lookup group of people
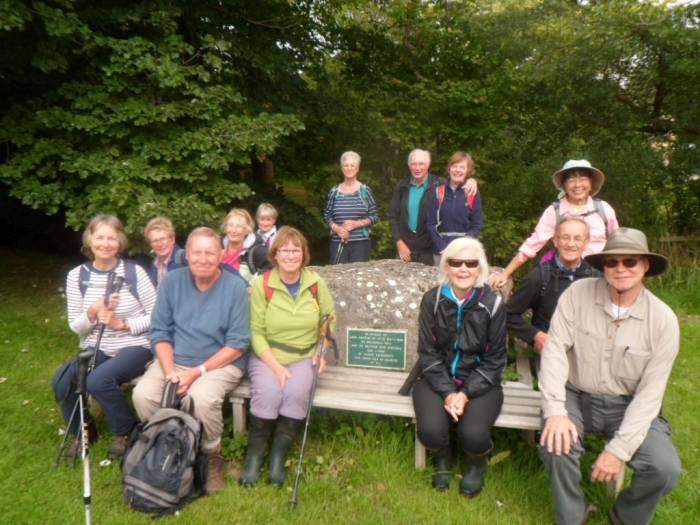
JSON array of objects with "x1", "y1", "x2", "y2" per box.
[
  {"x1": 51, "y1": 152, "x2": 681, "y2": 525},
  {"x1": 53, "y1": 212, "x2": 334, "y2": 496}
]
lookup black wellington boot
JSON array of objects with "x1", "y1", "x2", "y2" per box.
[
  {"x1": 240, "y1": 414, "x2": 275, "y2": 487},
  {"x1": 460, "y1": 453, "x2": 488, "y2": 498},
  {"x1": 431, "y1": 447, "x2": 453, "y2": 491},
  {"x1": 267, "y1": 416, "x2": 303, "y2": 487}
]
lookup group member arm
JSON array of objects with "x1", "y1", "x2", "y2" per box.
[
  {"x1": 324, "y1": 187, "x2": 349, "y2": 241},
  {"x1": 506, "y1": 267, "x2": 546, "y2": 350},
  {"x1": 489, "y1": 205, "x2": 557, "y2": 287},
  {"x1": 539, "y1": 286, "x2": 578, "y2": 456},
  {"x1": 417, "y1": 291, "x2": 456, "y2": 399},
  {"x1": 388, "y1": 183, "x2": 411, "y2": 261},
  {"x1": 424, "y1": 191, "x2": 445, "y2": 253},
  {"x1": 465, "y1": 192, "x2": 484, "y2": 238},
  {"x1": 603, "y1": 310, "x2": 680, "y2": 465},
  {"x1": 107, "y1": 265, "x2": 157, "y2": 334},
  {"x1": 313, "y1": 277, "x2": 336, "y2": 373},
  {"x1": 462, "y1": 296, "x2": 508, "y2": 399},
  {"x1": 342, "y1": 185, "x2": 379, "y2": 234}
]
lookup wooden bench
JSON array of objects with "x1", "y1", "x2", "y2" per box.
[{"x1": 229, "y1": 365, "x2": 541, "y2": 470}]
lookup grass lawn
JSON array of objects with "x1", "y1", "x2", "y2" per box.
[{"x1": 0, "y1": 248, "x2": 697, "y2": 524}]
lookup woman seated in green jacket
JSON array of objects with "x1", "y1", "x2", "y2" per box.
[{"x1": 240, "y1": 226, "x2": 335, "y2": 487}]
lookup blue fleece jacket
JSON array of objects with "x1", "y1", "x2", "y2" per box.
[{"x1": 150, "y1": 266, "x2": 250, "y2": 368}]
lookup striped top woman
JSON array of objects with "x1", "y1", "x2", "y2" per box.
[
  {"x1": 323, "y1": 151, "x2": 379, "y2": 264},
  {"x1": 53, "y1": 214, "x2": 156, "y2": 460}
]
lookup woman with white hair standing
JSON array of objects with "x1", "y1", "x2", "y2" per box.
[
  {"x1": 411, "y1": 237, "x2": 507, "y2": 497},
  {"x1": 323, "y1": 151, "x2": 379, "y2": 264}
]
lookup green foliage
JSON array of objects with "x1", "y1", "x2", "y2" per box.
[
  {"x1": 0, "y1": 1, "x2": 310, "y2": 238},
  {"x1": 1, "y1": 0, "x2": 699, "y2": 257}
]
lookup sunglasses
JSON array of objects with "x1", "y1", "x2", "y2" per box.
[
  {"x1": 447, "y1": 258, "x2": 479, "y2": 269},
  {"x1": 602, "y1": 257, "x2": 640, "y2": 269}
]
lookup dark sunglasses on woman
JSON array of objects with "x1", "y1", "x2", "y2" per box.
[{"x1": 447, "y1": 258, "x2": 479, "y2": 269}]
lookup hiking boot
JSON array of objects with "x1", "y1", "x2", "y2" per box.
[
  {"x1": 460, "y1": 453, "x2": 488, "y2": 498},
  {"x1": 268, "y1": 416, "x2": 303, "y2": 487},
  {"x1": 205, "y1": 448, "x2": 226, "y2": 495},
  {"x1": 431, "y1": 447, "x2": 453, "y2": 491},
  {"x1": 240, "y1": 414, "x2": 275, "y2": 487},
  {"x1": 108, "y1": 435, "x2": 129, "y2": 459}
]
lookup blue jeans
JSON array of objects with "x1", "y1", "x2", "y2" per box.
[{"x1": 54, "y1": 346, "x2": 152, "y2": 436}]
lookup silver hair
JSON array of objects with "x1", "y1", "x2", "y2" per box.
[
  {"x1": 407, "y1": 148, "x2": 431, "y2": 165},
  {"x1": 340, "y1": 151, "x2": 361, "y2": 166},
  {"x1": 555, "y1": 216, "x2": 590, "y2": 239},
  {"x1": 438, "y1": 237, "x2": 489, "y2": 288}
]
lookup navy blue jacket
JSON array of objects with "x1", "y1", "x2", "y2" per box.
[
  {"x1": 148, "y1": 245, "x2": 187, "y2": 288},
  {"x1": 425, "y1": 182, "x2": 484, "y2": 253}
]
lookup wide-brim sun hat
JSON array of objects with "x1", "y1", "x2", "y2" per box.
[
  {"x1": 585, "y1": 227, "x2": 668, "y2": 277},
  {"x1": 552, "y1": 159, "x2": 606, "y2": 197}
]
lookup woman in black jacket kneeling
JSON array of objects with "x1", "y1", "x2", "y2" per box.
[{"x1": 412, "y1": 237, "x2": 506, "y2": 497}]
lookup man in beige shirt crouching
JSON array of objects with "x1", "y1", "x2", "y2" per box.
[{"x1": 538, "y1": 228, "x2": 681, "y2": 525}]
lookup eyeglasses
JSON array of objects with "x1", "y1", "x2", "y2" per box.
[
  {"x1": 227, "y1": 223, "x2": 247, "y2": 231},
  {"x1": 279, "y1": 249, "x2": 302, "y2": 257},
  {"x1": 602, "y1": 257, "x2": 640, "y2": 269},
  {"x1": 446, "y1": 258, "x2": 479, "y2": 269}
]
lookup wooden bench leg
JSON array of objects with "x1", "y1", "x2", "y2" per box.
[
  {"x1": 414, "y1": 419, "x2": 426, "y2": 470},
  {"x1": 231, "y1": 398, "x2": 247, "y2": 437}
]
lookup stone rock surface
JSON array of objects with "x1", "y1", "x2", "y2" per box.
[
  {"x1": 311, "y1": 260, "x2": 511, "y2": 371},
  {"x1": 311, "y1": 260, "x2": 438, "y2": 371}
]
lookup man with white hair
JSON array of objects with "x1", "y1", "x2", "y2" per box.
[
  {"x1": 389, "y1": 149, "x2": 441, "y2": 265},
  {"x1": 538, "y1": 227, "x2": 681, "y2": 525}
]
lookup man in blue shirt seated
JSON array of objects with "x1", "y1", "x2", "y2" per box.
[
  {"x1": 133, "y1": 226, "x2": 250, "y2": 494},
  {"x1": 507, "y1": 218, "x2": 599, "y2": 352}
]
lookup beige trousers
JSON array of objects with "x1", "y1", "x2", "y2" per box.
[{"x1": 133, "y1": 360, "x2": 243, "y2": 451}]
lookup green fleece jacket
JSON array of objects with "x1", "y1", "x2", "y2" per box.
[{"x1": 250, "y1": 267, "x2": 336, "y2": 365}]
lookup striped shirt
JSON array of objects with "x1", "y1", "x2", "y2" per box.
[
  {"x1": 66, "y1": 260, "x2": 157, "y2": 356},
  {"x1": 323, "y1": 185, "x2": 379, "y2": 242}
]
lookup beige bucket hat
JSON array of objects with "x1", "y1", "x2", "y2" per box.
[
  {"x1": 585, "y1": 228, "x2": 668, "y2": 277},
  {"x1": 553, "y1": 159, "x2": 606, "y2": 197}
]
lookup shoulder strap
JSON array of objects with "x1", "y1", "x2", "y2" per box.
[
  {"x1": 123, "y1": 260, "x2": 141, "y2": 303},
  {"x1": 263, "y1": 270, "x2": 274, "y2": 304},
  {"x1": 552, "y1": 200, "x2": 563, "y2": 224},
  {"x1": 174, "y1": 248, "x2": 187, "y2": 266},
  {"x1": 433, "y1": 285, "x2": 441, "y2": 316},
  {"x1": 593, "y1": 198, "x2": 610, "y2": 237},
  {"x1": 358, "y1": 183, "x2": 369, "y2": 209},
  {"x1": 539, "y1": 262, "x2": 551, "y2": 298},
  {"x1": 79, "y1": 264, "x2": 90, "y2": 297},
  {"x1": 436, "y1": 184, "x2": 446, "y2": 204},
  {"x1": 435, "y1": 185, "x2": 447, "y2": 232},
  {"x1": 78, "y1": 260, "x2": 139, "y2": 302}
]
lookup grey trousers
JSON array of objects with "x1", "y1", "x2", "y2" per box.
[{"x1": 539, "y1": 384, "x2": 681, "y2": 525}]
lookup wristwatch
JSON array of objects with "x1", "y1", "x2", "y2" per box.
[{"x1": 199, "y1": 364, "x2": 207, "y2": 376}]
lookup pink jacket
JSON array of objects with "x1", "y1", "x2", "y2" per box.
[{"x1": 517, "y1": 197, "x2": 618, "y2": 263}]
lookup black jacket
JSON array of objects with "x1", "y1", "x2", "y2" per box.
[
  {"x1": 388, "y1": 174, "x2": 444, "y2": 252},
  {"x1": 506, "y1": 258, "x2": 599, "y2": 344},
  {"x1": 418, "y1": 285, "x2": 507, "y2": 400}
]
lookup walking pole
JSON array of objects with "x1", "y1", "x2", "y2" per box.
[
  {"x1": 289, "y1": 315, "x2": 338, "y2": 510},
  {"x1": 333, "y1": 240, "x2": 346, "y2": 265},
  {"x1": 55, "y1": 274, "x2": 123, "y2": 467},
  {"x1": 76, "y1": 348, "x2": 95, "y2": 525}
]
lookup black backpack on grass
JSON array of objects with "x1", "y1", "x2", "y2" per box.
[{"x1": 121, "y1": 382, "x2": 206, "y2": 516}]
